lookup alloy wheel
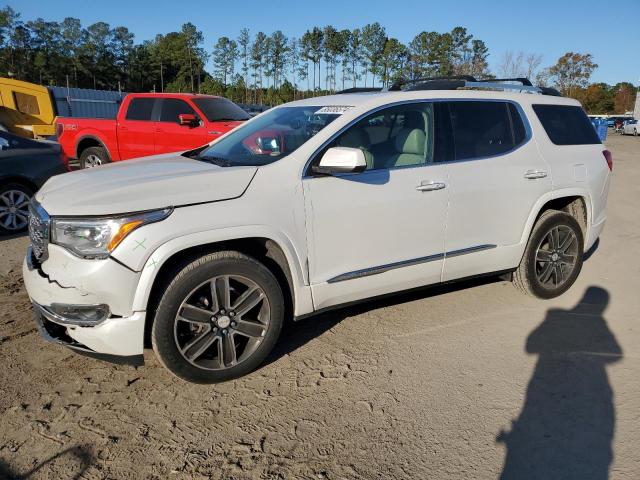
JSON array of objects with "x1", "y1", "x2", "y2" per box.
[
  {"x1": 535, "y1": 225, "x2": 578, "y2": 289},
  {"x1": 0, "y1": 189, "x2": 30, "y2": 231},
  {"x1": 85, "y1": 154, "x2": 103, "y2": 168},
  {"x1": 173, "y1": 275, "x2": 270, "y2": 371}
]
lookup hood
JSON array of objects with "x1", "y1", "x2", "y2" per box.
[{"x1": 36, "y1": 152, "x2": 257, "y2": 216}]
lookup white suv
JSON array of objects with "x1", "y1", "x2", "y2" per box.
[{"x1": 23, "y1": 78, "x2": 611, "y2": 383}]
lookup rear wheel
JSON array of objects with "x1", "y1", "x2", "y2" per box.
[
  {"x1": 513, "y1": 210, "x2": 584, "y2": 299},
  {"x1": 79, "y1": 146, "x2": 110, "y2": 169},
  {"x1": 152, "y1": 251, "x2": 284, "y2": 383},
  {"x1": 0, "y1": 183, "x2": 32, "y2": 234}
]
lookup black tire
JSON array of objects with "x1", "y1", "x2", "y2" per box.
[
  {"x1": 513, "y1": 210, "x2": 584, "y2": 299},
  {"x1": 152, "y1": 251, "x2": 284, "y2": 383},
  {"x1": 0, "y1": 182, "x2": 33, "y2": 235},
  {"x1": 79, "y1": 146, "x2": 110, "y2": 169}
]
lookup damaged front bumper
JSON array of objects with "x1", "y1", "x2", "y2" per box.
[{"x1": 23, "y1": 246, "x2": 146, "y2": 365}]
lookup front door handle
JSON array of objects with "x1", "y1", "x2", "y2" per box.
[
  {"x1": 524, "y1": 170, "x2": 547, "y2": 179},
  {"x1": 416, "y1": 181, "x2": 446, "y2": 192}
]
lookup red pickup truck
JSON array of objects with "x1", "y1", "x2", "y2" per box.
[{"x1": 56, "y1": 93, "x2": 250, "y2": 168}]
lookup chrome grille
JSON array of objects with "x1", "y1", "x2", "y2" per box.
[{"x1": 28, "y1": 202, "x2": 50, "y2": 261}]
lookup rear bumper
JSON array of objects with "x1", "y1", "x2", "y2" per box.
[{"x1": 586, "y1": 216, "x2": 606, "y2": 251}]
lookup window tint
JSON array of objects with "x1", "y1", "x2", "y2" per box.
[
  {"x1": 449, "y1": 101, "x2": 519, "y2": 160},
  {"x1": 532, "y1": 104, "x2": 601, "y2": 145},
  {"x1": 192, "y1": 97, "x2": 250, "y2": 121},
  {"x1": 322, "y1": 103, "x2": 443, "y2": 171},
  {"x1": 509, "y1": 103, "x2": 527, "y2": 146},
  {"x1": 160, "y1": 99, "x2": 197, "y2": 123},
  {"x1": 125, "y1": 98, "x2": 155, "y2": 121}
]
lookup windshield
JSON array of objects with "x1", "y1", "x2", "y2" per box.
[
  {"x1": 192, "y1": 97, "x2": 250, "y2": 122},
  {"x1": 195, "y1": 105, "x2": 344, "y2": 167}
]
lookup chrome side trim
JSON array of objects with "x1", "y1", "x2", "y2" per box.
[
  {"x1": 326, "y1": 244, "x2": 497, "y2": 284},
  {"x1": 445, "y1": 244, "x2": 497, "y2": 258},
  {"x1": 327, "y1": 253, "x2": 444, "y2": 283}
]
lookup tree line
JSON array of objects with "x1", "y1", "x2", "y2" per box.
[{"x1": 0, "y1": 6, "x2": 635, "y2": 113}]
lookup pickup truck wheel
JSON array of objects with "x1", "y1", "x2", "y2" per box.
[
  {"x1": 0, "y1": 183, "x2": 32, "y2": 234},
  {"x1": 513, "y1": 210, "x2": 584, "y2": 299},
  {"x1": 152, "y1": 251, "x2": 284, "y2": 383},
  {"x1": 79, "y1": 146, "x2": 110, "y2": 169}
]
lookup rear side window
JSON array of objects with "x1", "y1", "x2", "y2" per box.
[
  {"x1": 448, "y1": 101, "x2": 524, "y2": 160},
  {"x1": 532, "y1": 104, "x2": 601, "y2": 145},
  {"x1": 160, "y1": 99, "x2": 197, "y2": 123},
  {"x1": 125, "y1": 98, "x2": 155, "y2": 121}
]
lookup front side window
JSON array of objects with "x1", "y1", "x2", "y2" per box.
[
  {"x1": 125, "y1": 98, "x2": 155, "y2": 121},
  {"x1": 195, "y1": 106, "x2": 342, "y2": 167},
  {"x1": 448, "y1": 101, "x2": 521, "y2": 160},
  {"x1": 319, "y1": 102, "x2": 450, "y2": 171},
  {"x1": 192, "y1": 97, "x2": 250, "y2": 122},
  {"x1": 160, "y1": 99, "x2": 197, "y2": 124}
]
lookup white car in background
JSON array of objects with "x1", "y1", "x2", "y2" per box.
[
  {"x1": 23, "y1": 77, "x2": 612, "y2": 383},
  {"x1": 621, "y1": 119, "x2": 638, "y2": 136}
]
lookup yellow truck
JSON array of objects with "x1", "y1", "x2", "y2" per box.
[
  {"x1": 0, "y1": 77, "x2": 125, "y2": 140},
  {"x1": 0, "y1": 78, "x2": 57, "y2": 139}
]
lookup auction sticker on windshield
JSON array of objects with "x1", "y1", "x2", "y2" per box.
[{"x1": 315, "y1": 106, "x2": 354, "y2": 114}]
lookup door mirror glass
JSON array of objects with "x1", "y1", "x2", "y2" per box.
[
  {"x1": 178, "y1": 113, "x2": 197, "y2": 126},
  {"x1": 313, "y1": 147, "x2": 367, "y2": 175}
]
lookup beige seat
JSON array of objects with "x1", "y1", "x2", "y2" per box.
[{"x1": 389, "y1": 128, "x2": 426, "y2": 167}]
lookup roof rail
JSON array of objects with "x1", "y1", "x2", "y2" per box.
[
  {"x1": 336, "y1": 87, "x2": 383, "y2": 94},
  {"x1": 382, "y1": 76, "x2": 560, "y2": 96},
  {"x1": 388, "y1": 76, "x2": 477, "y2": 91},
  {"x1": 479, "y1": 77, "x2": 533, "y2": 86}
]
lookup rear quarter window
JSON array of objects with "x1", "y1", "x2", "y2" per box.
[{"x1": 532, "y1": 104, "x2": 601, "y2": 145}]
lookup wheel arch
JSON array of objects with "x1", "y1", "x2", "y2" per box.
[
  {"x1": 0, "y1": 175, "x2": 38, "y2": 193},
  {"x1": 132, "y1": 232, "x2": 312, "y2": 347},
  {"x1": 521, "y1": 189, "x2": 591, "y2": 246},
  {"x1": 75, "y1": 135, "x2": 110, "y2": 159}
]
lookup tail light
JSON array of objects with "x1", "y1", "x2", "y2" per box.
[
  {"x1": 55, "y1": 122, "x2": 64, "y2": 139},
  {"x1": 603, "y1": 149, "x2": 613, "y2": 171}
]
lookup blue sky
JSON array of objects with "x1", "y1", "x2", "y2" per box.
[{"x1": 7, "y1": 0, "x2": 640, "y2": 86}]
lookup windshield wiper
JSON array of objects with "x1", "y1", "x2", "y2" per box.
[{"x1": 196, "y1": 156, "x2": 234, "y2": 167}]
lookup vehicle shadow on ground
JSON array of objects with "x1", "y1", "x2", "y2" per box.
[
  {"x1": 265, "y1": 274, "x2": 503, "y2": 366},
  {"x1": 497, "y1": 286, "x2": 622, "y2": 479},
  {"x1": 0, "y1": 231, "x2": 26, "y2": 244},
  {"x1": 0, "y1": 445, "x2": 94, "y2": 479}
]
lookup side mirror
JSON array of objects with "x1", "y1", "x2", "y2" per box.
[
  {"x1": 178, "y1": 114, "x2": 198, "y2": 127},
  {"x1": 313, "y1": 147, "x2": 367, "y2": 175}
]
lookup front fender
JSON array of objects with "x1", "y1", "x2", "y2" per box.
[{"x1": 128, "y1": 225, "x2": 313, "y2": 317}]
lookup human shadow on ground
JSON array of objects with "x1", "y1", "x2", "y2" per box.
[
  {"x1": 0, "y1": 445, "x2": 94, "y2": 479},
  {"x1": 498, "y1": 286, "x2": 622, "y2": 480}
]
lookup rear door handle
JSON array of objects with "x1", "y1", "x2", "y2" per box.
[
  {"x1": 524, "y1": 170, "x2": 547, "y2": 179},
  {"x1": 416, "y1": 181, "x2": 446, "y2": 192}
]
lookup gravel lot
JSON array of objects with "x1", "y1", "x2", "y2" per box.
[{"x1": 1, "y1": 133, "x2": 639, "y2": 479}]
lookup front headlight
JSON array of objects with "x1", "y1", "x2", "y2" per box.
[{"x1": 51, "y1": 208, "x2": 172, "y2": 259}]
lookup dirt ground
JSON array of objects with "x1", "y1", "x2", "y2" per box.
[{"x1": 1, "y1": 133, "x2": 639, "y2": 479}]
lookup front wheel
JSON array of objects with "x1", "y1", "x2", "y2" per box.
[
  {"x1": 152, "y1": 251, "x2": 284, "y2": 383},
  {"x1": 513, "y1": 210, "x2": 584, "y2": 299}
]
